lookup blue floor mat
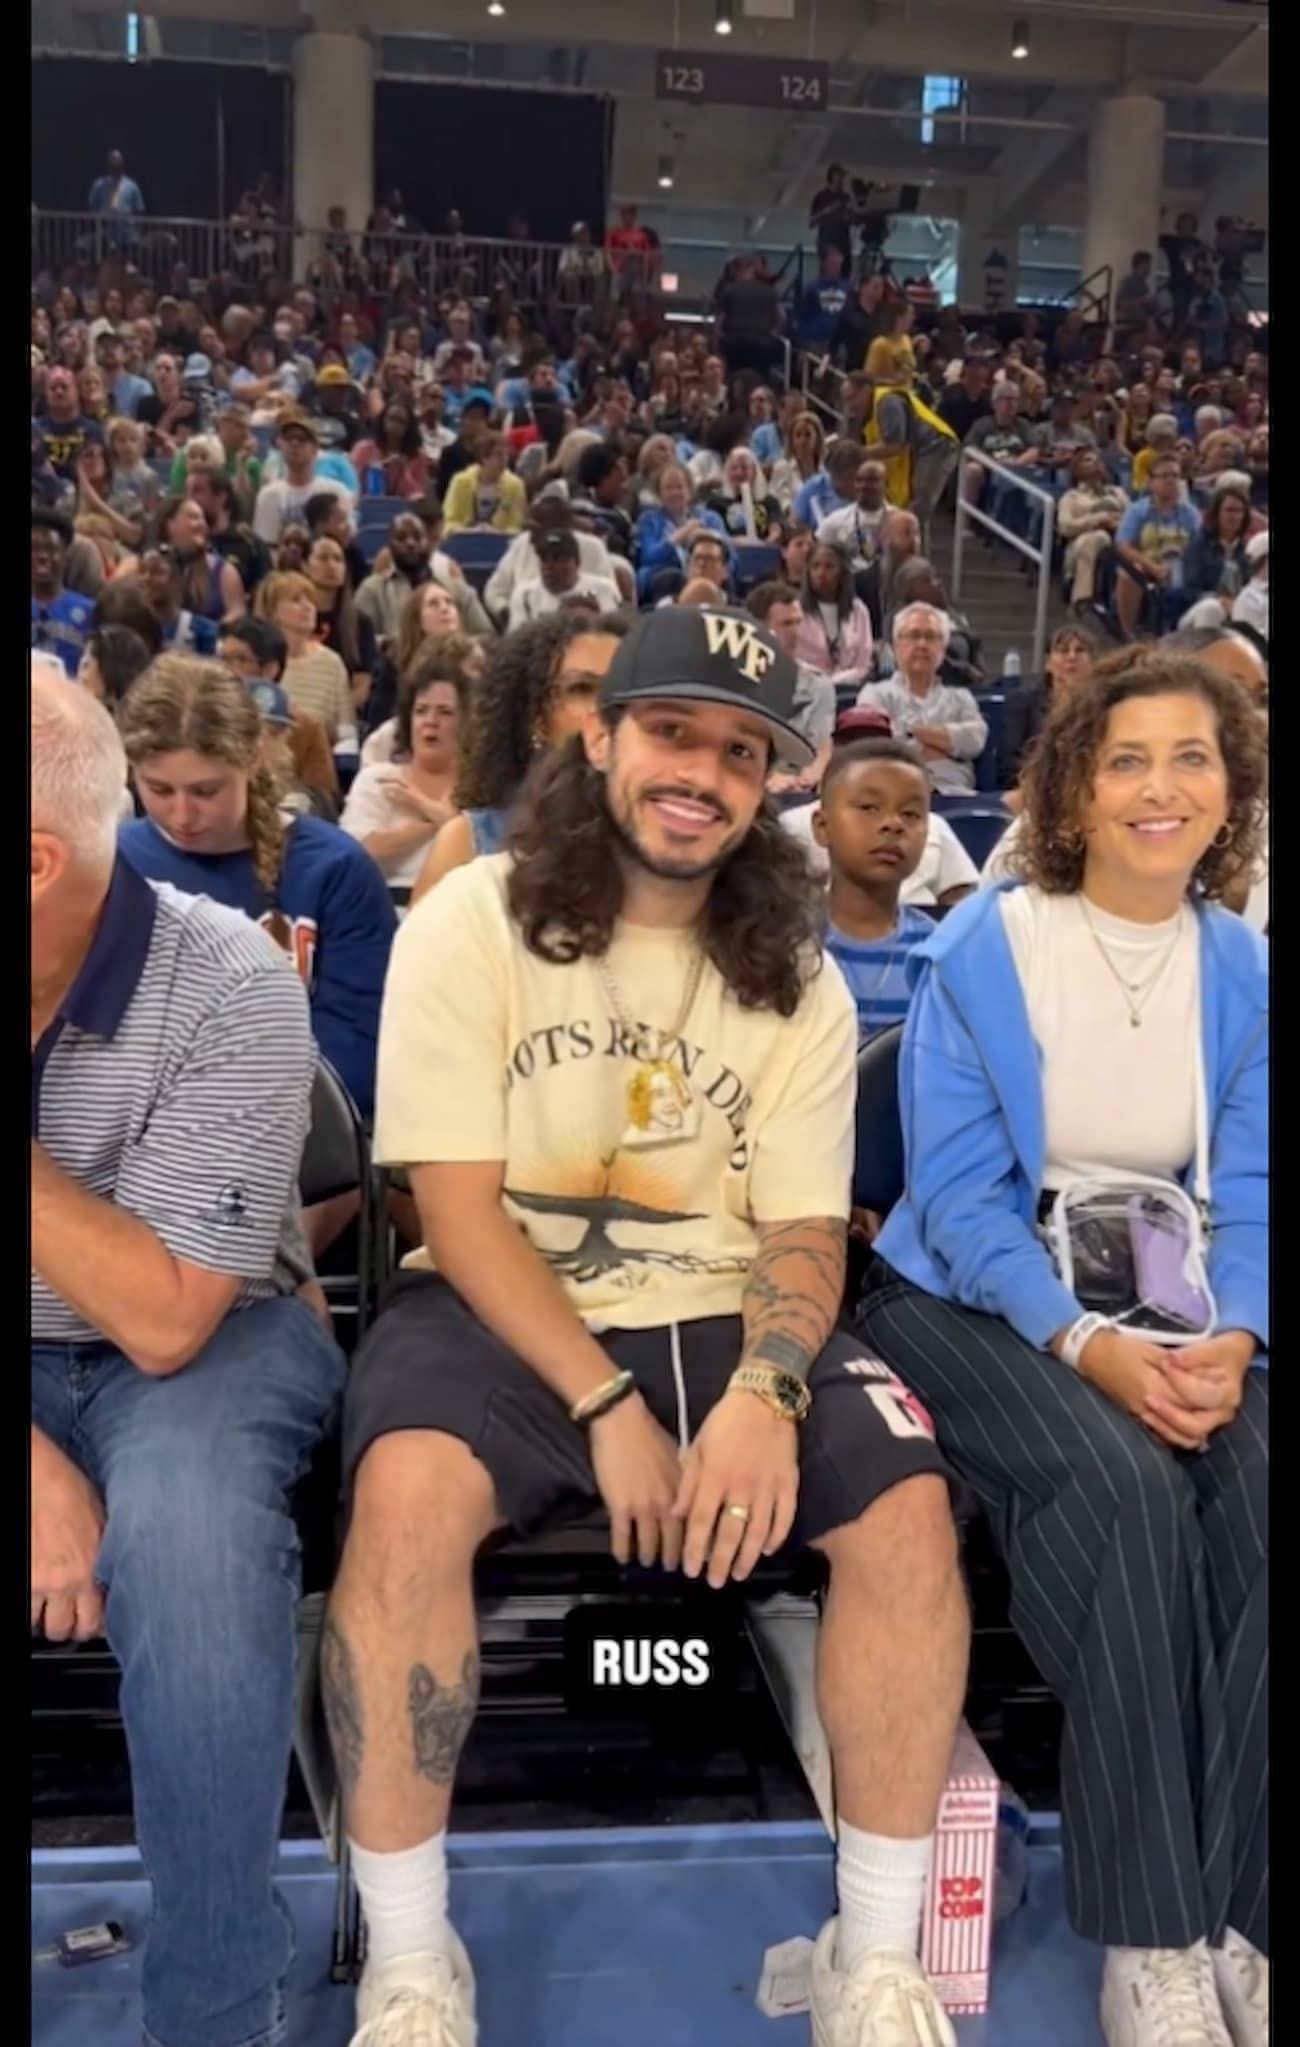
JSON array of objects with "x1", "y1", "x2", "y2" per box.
[{"x1": 33, "y1": 1822, "x2": 1102, "y2": 2045}]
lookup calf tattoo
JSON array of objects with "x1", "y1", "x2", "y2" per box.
[
  {"x1": 408, "y1": 1652, "x2": 480, "y2": 1785},
  {"x1": 321, "y1": 1617, "x2": 364, "y2": 1808}
]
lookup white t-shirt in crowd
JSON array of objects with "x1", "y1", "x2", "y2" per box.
[
  {"x1": 816, "y1": 501, "x2": 889, "y2": 565},
  {"x1": 780, "y1": 803, "x2": 980, "y2": 904},
  {"x1": 507, "y1": 575, "x2": 625, "y2": 630},
  {"x1": 999, "y1": 885, "x2": 1199, "y2": 1190},
  {"x1": 252, "y1": 475, "x2": 354, "y2": 545},
  {"x1": 484, "y1": 529, "x2": 617, "y2": 616},
  {"x1": 339, "y1": 763, "x2": 449, "y2": 890}
]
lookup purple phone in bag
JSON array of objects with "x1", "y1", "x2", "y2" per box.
[{"x1": 1128, "y1": 1199, "x2": 1211, "y2": 1331}]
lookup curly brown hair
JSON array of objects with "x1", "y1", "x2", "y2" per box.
[
  {"x1": 455, "y1": 612, "x2": 630, "y2": 810},
  {"x1": 394, "y1": 642, "x2": 474, "y2": 758},
  {"x1": 505, "y1": 723, "x2": 825, "y2": 1016},
  {"x1": 1013, "y1": 646, "x2": 1267, "y2": 902}
]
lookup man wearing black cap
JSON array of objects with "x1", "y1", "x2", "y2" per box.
[
  {"x1": 324, "y1": 606, "x2": 967, "y2": 2047},
  {"x1": 506, "y1": 529, "x2": 624, "y2": 628}
]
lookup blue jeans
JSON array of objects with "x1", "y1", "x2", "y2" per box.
[{"x1": 32, "y1": 1296, "x2": 345, "y2": 2047}]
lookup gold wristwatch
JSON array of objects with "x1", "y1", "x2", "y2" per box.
[{"x1": 729, "y1": 1362, "x2": 812, "y2": 1424}]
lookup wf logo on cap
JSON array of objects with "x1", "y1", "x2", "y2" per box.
[{"x1": 701, "y1": 611, "x2": 777, "y2": 683}]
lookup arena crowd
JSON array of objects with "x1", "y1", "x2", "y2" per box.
[{"x1": 32, "y1": 177, "x2": 1268, "y2": 2047}]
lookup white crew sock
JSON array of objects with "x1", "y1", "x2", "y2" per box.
[
  {"x1": 350, "y1": 1832, "x2": 450, "y2": 1968},
  {"x1": 835, "y1": 1822, "x2": 933, "y2": 1974}
]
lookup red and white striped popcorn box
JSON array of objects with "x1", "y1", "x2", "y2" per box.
[{"x1": 920, "y1": 1720, "x2": 1000, "y2": 2016}]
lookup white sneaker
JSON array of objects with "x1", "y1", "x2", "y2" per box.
[
  {"x1": 810, "y1": 1917, "x2": 955, "y2": 2047},
  {"x1": 1101, "y1": 1941, "x2": 1232, "y2": 2046},
  {"x1": 350, "y1": 1938, "x2": 478, "y2": 2047},
  {"x1": 1213, "y1": 1929, "x2": 1269, "y2": 2047}
]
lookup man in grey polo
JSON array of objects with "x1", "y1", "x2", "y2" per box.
[{"x1": 30, "y1": 669, "x2": 344, "y2": 2047}]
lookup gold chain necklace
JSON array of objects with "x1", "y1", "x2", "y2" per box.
[
  {"x1": 1077, "y1": 896, "x2": 1186, "y2": 1029},
  {"x1": 595, "y1": 948, "x2": 706, "y2": 1148}
]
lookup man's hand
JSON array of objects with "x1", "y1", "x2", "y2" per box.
[
  {"x1": 675, "y1": 1390, "x2": 799, "y2": 1589},
  {"x1": 32, "y1": 1433, "x2": 106, "y2": 1643},
  {"x1": 588, "y1": 1393, "x2": 684, "y2": 1569}
]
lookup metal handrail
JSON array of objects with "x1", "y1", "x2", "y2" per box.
[
  {"x1": 1070, "y1": 263, "x2": 1113, "y2": 326},
  {"x1": 951, "y1": 448, "x2": 1058, "y2": 678}
]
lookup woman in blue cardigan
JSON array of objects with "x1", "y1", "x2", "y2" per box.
[{"x1": 858, "y1": 646, "x2": 1269, "y2": 2047}]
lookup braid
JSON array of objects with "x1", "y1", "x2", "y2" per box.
[{"x1": 244, "y1": 765, "x2": 288, "y2": 894}]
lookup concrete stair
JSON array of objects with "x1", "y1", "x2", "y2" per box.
[{"x1": 927, "y1": 503, "x2": 1072, "y2": 679}]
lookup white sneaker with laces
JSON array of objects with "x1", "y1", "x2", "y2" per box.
[
  {"x1": 349, "y1": 1938, "x2": 478, "y2": 2047},
  {"x1": 1101, "y1": 1941, "x2": 1232, "y2": 2046},
  {"x1": 810, "y1": 1917, "x2": 956, "y2": 2047},
  {"x1": 1213, "y1": 1928, "x2": 1269, "y2": 2047}
]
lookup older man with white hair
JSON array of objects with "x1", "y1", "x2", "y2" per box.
[
  {"x1": 855, "y1": 601, "x2": 988, "y2": 793},
  {"x1": 30, "y1": 664, "x2": 344, "y2": 2047}
]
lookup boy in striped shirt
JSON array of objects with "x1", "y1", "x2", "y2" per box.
[{"x1": 813, "y1": 738, "x2": 935, "y2": 1042}]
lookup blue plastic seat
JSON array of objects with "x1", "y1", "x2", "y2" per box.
[{"x1": 929, "y1": 794, "x2": 1012, "y2": 869}]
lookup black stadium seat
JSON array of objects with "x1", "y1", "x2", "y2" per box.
[{"x1": 853, "y1": 1025, "x2": 905, "y2": 1217}]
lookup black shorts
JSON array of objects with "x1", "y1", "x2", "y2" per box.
[{"x1": 342, "y1": 1275, "x2": 952, "y2": 1549}]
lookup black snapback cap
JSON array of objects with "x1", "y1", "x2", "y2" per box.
[{"x1": 599, "y1": 605, "x2": 813, "y2": 768}]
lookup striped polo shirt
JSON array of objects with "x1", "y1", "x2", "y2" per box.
[{"x1": 32, "y1": 860, "x2": 317, "y2": 1346}]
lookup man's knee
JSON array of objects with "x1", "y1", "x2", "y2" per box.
[
  {"x1": 101, "y1": 1446, "x2": 296, "y2": 1610},
  {"x1": 820, "y1": 1473, "x2": 960, "y2": 1603},
  {"x1": 346, "y1": 1430, "x2": 499, "y2": 1592}
]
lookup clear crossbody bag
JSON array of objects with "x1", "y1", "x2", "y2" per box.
[{"x1": 1042, "y1": 1022, "x2": 1217, "y2": 1346}]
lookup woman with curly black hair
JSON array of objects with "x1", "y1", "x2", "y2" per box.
[
  {"x1": 407, "y1": 610, "x2": 630, "y2": 904},
  {"x1": 859, "y1": 645, "x2": 1269, "y2": 2047}
]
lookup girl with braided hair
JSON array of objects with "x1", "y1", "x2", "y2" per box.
[{"x1": 117, "y1": 653, "x2": 396, "y2": 1118}]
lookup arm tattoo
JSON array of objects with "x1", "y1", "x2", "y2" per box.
[
  {"x1": 740, "y1": 1216, "x2": 846, "y2": 1383},
  {"x1": 321, "y1": 1616, "x2": 364, "y2": 1811},
  {"x1": 408, "y1": 1652, "x2": 480, "y2": 1786}
]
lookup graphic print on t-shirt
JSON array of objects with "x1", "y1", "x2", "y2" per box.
[{"x1": 502, "y1": 1013, "x2": 755, "y2": 1298}]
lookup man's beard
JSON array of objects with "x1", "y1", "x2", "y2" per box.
[{"x1": 606, "y1": 781, "x2": 745, "y2": 884}]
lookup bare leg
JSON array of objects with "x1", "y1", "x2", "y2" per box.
[
  {"x1": 813, "y1": 1475, "x2": 968, "y2": 1835},
  {"x1": 1115, "y1": 567, "x2": 1145, "y2": 638},
  {"x1": 324, "y1": 1430, "x2": 503, "y2": 1849}
]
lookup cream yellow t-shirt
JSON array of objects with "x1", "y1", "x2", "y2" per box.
[{"x1": 375, "y1": 854, "x2": 858, "y2": 1330}]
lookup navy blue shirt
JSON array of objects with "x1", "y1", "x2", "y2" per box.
[{"x1": 117, "y1": 814, "x2": 396, "y2": 1120}]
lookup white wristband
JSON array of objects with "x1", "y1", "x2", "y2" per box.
[{"x1": 1061, "y1": 1312, "x2": 1110, "y2": 1371}]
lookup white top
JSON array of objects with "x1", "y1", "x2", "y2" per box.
[
  {"x1": 1231, "y1": 577, "x2": 1269, "y2": 643},
  {"x1": 780, "y1": 804, "x2": 980, "y2": 905},
  {"x1": 507, "y1": 574, "x2": 625, "y2": 630},
  {"x1": 339, "y1": 763, "x2": 447, "y2": 889},
  {"x1": 982, "y1": 811, "x2": 1270, "y2": 935},
  {"x1": 999, "y1": 886, "x2": 1199, "y2": 1190},
  {"x1": 361, "y1": 719, "x2": 398, "y2": 767},
  {"x1": 815, "y1": 501, "x2": 888, "y2": 564},
  {"x1": 483, "y1": 529, "x2": 617, "y2": 616}
]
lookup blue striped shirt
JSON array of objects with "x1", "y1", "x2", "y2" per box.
[
  {"x1": 32, "y1": 860, "x2": 317, "y2": 1345},
  {"x1": 826, "y1": 906, "x2": 934, "y2": 1043}
]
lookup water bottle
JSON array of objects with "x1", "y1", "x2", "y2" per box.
[
  {"x1": 1001, "y1": 650, "x2": 1022, "y2": 682},
  {"x1": 994, "y1": 1789, "x2": 1031, "y2": 1922},
  {"x1": 365, "y1": 464, "x2": 386, "y2": 498}
]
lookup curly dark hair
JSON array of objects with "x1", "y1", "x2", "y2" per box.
[
  {"x1": 455, "y1": 611, "x2": 631, "y2": 810},
  {"x1": 1013, "y1": 645, "x2": 1267, "y2": 902},
  {"x1": 505, "y1": 722, "x2": 825, "y2": 1017}
]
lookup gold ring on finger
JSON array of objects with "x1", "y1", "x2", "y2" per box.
[{"x1": 725, "y1": 1503, "x2": 752, "y2": 1522}]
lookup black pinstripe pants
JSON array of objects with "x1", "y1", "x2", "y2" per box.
[{"x1": 858, "y1": 1267, "x2": 1268, "y2": 1955}]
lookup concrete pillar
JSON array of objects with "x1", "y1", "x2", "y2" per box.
[
  {"x1": 1082, "y1": 94, "x2": 1165, "y2": 310},
  {"x1": 957, "y1": 198, "x2": 1021, "y2": 314},
  {"x1": 292, "y1": 31, "x2": 373, "y2": 247}
]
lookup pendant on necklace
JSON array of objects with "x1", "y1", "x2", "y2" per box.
[
  {"x1": 1129, "y1": 1015, "x2": 1141, "y2": 1029},
  {"x1": 617, "y1": 1041, "x2": 702, "y2": 1150}
]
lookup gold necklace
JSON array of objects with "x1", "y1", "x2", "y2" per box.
[
  {"x1": 596, "y1": 948, "x2": 706, "y2": 1149},
  {"x1": 1077, "y1": 896, "x2": 1186, "y2": 1029}
]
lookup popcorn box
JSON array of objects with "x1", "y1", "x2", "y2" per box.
[{"x1": 921, "y1": 1720, "x2": 1000, "y2": 2016}]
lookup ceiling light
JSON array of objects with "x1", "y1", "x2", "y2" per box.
[
  {"x1": 1011, "y1": 18, "x2": 1029, "y2": 57},
  {"x1": 487, "y1": 0, "x2": 505, "y2": 14},
  {"x1": 657, "y1": 155, "x2": 675, "y2": 189},
  {"x1": 715, "y1": 0, "x2": 734, "y2": 35}
]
